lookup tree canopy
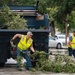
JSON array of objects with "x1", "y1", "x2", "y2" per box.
[
  {"x1": 0, "y1": 0, "x2": 75, "y2": 32},
  {"x1": 0, "y1": 5, "x2": 27, "y2": 29}
]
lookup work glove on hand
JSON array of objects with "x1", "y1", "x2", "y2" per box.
[
  {"x1": 10, "y1": 39, "x2": 16, "y2": 48},
  {"x1": 11, "y1": 44, "x2": 16, "y2": 48}
]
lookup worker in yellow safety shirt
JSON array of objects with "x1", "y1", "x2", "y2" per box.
[
  {"x1": 68, "y1": 30, "x2": 75, "y2": 57},
  {"x1": 10, "y1": 31, "x2": 35, "y2": 71}
]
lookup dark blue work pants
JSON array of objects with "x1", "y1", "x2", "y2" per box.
[
  {"x1": 17, "y1": 48, "x2": 31, "y2": 70},
  {"x1": 68, "y1": 47, "x2": 75, "y2": 57}
]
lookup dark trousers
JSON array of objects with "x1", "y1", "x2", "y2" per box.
[
  {"x1": 17, "y1": 48, "x2": 31, "y2": 70},
  {"x1": 68, "y1": 47, "x2": 75, "y2": 57}
]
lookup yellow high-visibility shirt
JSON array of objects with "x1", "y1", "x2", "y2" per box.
[
  {"x1": 18, "y1": 35, "x2": 33, "y2": 50},
  {"x1": 68, "y1": 35, "x2": 75, "y2": 48}
]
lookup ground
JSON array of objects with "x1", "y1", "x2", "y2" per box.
[
  {"x1": 0, "y1": 48, "x2": 75, "y2": 75},
  {"x1": 0, "y1": 66, "x2": 75, "y2": 75}
]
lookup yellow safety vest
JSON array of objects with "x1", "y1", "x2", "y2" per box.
[
  {"x1": 68, "y1": 35, "x2": 75, "y2": 48},
  {"x1": 71, "y1": 35, "x2": 75, "y2": 48},
  {"x1": 18, "y1": 35, "x2": 33, "y2": 50}
]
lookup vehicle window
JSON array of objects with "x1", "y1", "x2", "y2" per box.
[
  {"x1": 58, "y1": 36, "x2": 65, "y2": 39},
  {"x1": 49, "y1": 37, "x2": 55, "y2": 40},
  {"x1": 55, "y1": 36, "x2": 58, "y2": 39}
]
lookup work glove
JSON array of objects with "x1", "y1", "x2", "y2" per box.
[
  {"x1": 11, "y1": 43, "x2": 16, "y2": 48},
  {"x1": 10, "y1": 39, "x2": 16, "y2": 48}
]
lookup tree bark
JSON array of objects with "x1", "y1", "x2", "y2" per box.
[{"x1": 50, "y1": 21, "x2": 55, "y2": 37}]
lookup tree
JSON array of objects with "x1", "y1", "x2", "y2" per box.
[
  {"x1": 0, "y1": 0, "x2": 36, "y2": 6},
  {"x1": 46, "y1": 0, "x2": 75, "y2": 32},
  {"x1": 68, "y1": 11, "x2": 75, "y2": 31},
  {"x1": 47, "y1": 7, "x2": 58, "y2": 36},
  {"x1": 0, "y1": 5, "x2": 27, "y2": 29},
  {"x1": 0, "y1": 0, "x2": 75, "y2": 32},
  {"x1": 54, "y1": 0, "x2": 75, "y2": 32}
]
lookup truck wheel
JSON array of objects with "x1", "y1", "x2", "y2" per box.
[
  {"x1": 56, "y1": 43, "x2": 61, "y2": 49},
  {"x1": 0, "y1": 63, "x2": 5, "y2": 67}
]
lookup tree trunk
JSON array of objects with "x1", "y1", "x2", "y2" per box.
[
  {"x1": 65, "y1": 16, "x2": 68, "y2": 44},
  {"x1": 50, "y1": 21, "x2": 55, "y2": 37}
]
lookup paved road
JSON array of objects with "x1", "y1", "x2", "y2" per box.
[
  {"x1": 49, "y1": 48, "x2": 68, "y2": 55},
  {"x1": 0, "y1": 66, "x2": 75, "y2": 75}
]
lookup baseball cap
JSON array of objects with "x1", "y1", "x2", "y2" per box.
[{"x1": 27, "y1": 31, "x2": 33, "y2": 36}]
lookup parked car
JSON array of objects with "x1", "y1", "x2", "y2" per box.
[
  {"x1": 55, "y1": 34, "x2": 69, "y2": 45},
  {"x1": 49, "y1": 36, "x2": 64, "y2": 49}
]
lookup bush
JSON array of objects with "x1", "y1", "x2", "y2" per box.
[
  {"x1": 31, "y1": 51, "x2": 75, "y2": 73},
  {"x1": 0, "y1": 5, "x2": 27, "y2": 29}
]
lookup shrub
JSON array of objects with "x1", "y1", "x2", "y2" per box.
[
  {"x1": 31, "y1": 50, "x2": 75, "y2": 73},
  {"x1": 0, "y1": 5, "x2": 27, "y2": 29}
]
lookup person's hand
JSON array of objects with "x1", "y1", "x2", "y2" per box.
[
  {"x1": 32, "y1": 50, "x2": 36, "y2": 54},
  {"x1": 33, "y1": 50, "x2": 35, "y2": 53},
  {"x1": 72, "y1": 48, "x2": 75, "y2": 50},
  {"x1": 11, "y1": 43, "x2": 16, "y2": 48},
  {"x1": 10, "y1": 39, "x2": 16, "y2": 48}
]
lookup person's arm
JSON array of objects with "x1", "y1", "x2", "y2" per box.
[
  {"x1": 30, "y1": 44, "x2": 35, "y2": 53},
  {"x1": 68, "y1": 36, "x2": 72, "y2": 47},
  {"x1": 68, "y1": 40, "x2": 72, "y2": 47},
  {"x1": 10, "y1": 34, "x2": 22, "y2": 45},
  {"x1": 12, "y1": 34, "x2": 22, "y2": 40}
]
